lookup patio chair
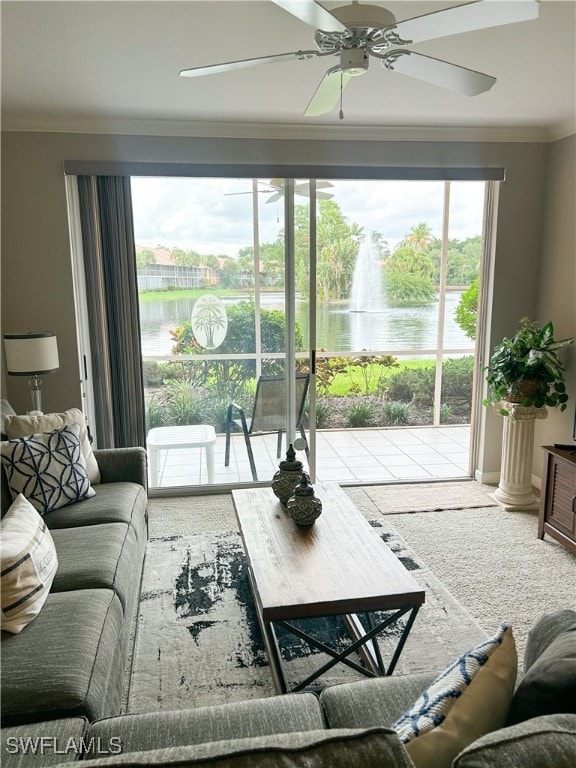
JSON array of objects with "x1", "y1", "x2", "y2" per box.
[{"x1": 224, "y1": 374, "x2": 310, "y2": 481}]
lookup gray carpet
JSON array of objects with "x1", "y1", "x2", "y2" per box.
[
  {"x1": 128, "y1": 483, "x2": 575, "y2": 715},
  {"x1": 374, "y1": 502, "x2": 576, "y2": 662}
]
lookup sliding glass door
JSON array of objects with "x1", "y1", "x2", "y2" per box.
[
  {"x1": 305, "y1": 179, "x2": 485, "y2": 483},
  {"x1": 130, "y1": 174, "x2": 490, "y2": 492},
  {"x1": 133, "y1": 177, "x2": 306, "y2": 490}
]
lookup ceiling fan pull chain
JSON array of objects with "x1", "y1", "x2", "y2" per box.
[{"x1": 339, "y1": 72, "x2": 344, "y2": 120}]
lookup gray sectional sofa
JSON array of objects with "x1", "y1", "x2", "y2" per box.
[
  {"x1": 1, "y1": 446, "x2": 148, "y2": 727},
  {"x1": 1, "y1": 610, "x2": 575, "y2": 767}
]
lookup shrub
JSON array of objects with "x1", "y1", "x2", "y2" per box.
[
  {"x1": 165, "y1": 380, "x2": 206, "y2": 425},
  {"x1": 314, "y1": 397, "x2": 331, "y2": 429},
  {"x1": 384, "y1": 271, "x2": 437, "y2": 306},
  {"x1": 441, "y1": 356, "x2": 474, "y2": 400},
  {"x1": 440, "y1": 402, "x2": 452, "y2": 424},
  {"x1": 386, "y1": 365, "x2": 435, "y2": 405},
  {"x1": 142, "y1": 361, "x2": 166, "y2": 388},
  {"x1": 455, "y1": 278, "x2": 479, "y2": 340},
  {"x1": 346, "y1": 401, "x2": 375, "y2": 428},
  {"x1": 145, "y1": 396, "x2": 167, "y2": 429},
  {"x1": 203, "y1": 396, "x2": 230, "y2": 433},
  {"x1": 383, "y1": 400, "x2": 412, "y2": 425}
]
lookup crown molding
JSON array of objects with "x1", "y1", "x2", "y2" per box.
[
  {"x1": 548, "y1": 117, "x2": 576, "y2": 143},
  {"x1": 1, "y1": 116, "x2": 571, "y2": 143}
]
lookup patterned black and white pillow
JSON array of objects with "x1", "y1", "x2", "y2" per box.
[{"x1": 0, "y1": 423, "x2": 95, "y2": 514}]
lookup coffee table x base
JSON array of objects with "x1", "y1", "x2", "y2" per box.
[{"x1": 258, "y1": 601, "x2": 421, "y2": 694}]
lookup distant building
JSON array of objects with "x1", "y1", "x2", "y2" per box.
[{"x1": 136, "y1": 246, "x2": 215, "y2": 289}]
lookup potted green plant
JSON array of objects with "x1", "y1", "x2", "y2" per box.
[{"x1": 484, "y1": 318, "x2": 574, "y2": 417}]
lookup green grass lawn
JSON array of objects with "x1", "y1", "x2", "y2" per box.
[{"x1": 138, "y1": 288, "x2": 240, "y2": 303}]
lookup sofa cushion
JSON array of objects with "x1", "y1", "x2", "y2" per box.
[
  {"x1": 51, "y1": 523, "x2": 140, "y2": 613},
  {"x1": 87, "y1": 695, "x2": 325, "y2": 756},
  {"x1": 1, "y1": 425, "x2": 95, "y2": 514},
  {"x1": 507, "y1": 622, "x2": 576, "y2": 725},
  {"x1": 453, "y1": 713, "x2": 576, "y2": 768},
  {"x1": 44, "y1": 483, "x2": 146, "y2": 536},
  {"x1": 1, "y1": 494, "x2": 58, "y2": 633},
  {"x1": 522, "y1": 609, "x2": 576, "y2": 671},
  {"x1": 4, "y1": 409, "x2": 100, "y2": 485},
  {"x1": 401, "y1": 625, "x2": 517, "y2": 768},
  {"x1": 1, "y1": 718, "x2": 88, "y2": 767},
  {"x1": 321, "y1": 672, "x2": 437, "y2": 729},
  {"x1": 92, "y1": 448, "x2": 147, "y2": 489},
  {"x1": 58, "y1": 728, "x2": 415, "y2": 768},
  {"x1": 1, "y1": 589, "x2": 123, "y2": 725}
]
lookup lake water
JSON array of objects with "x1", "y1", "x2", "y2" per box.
[{"x1": 139, "y1": 291, "x2": 474, "y2": 357}]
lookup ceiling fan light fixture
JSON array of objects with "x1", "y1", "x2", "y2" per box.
[{"x1": 340, "y1": 48, "x2": 368, "y2": 76}]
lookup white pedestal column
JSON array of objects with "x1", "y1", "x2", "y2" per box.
[{"x1": 491, "y1": 404, "x2": 547, "y2": 510}]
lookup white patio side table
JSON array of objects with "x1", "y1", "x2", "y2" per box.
[{"x1": 147, "y1": 425, "x2": 217, "y2": 487}]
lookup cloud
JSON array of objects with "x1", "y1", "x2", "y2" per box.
[{"x1": 131, "y1": 176, "x2": 485, "y2": 255}]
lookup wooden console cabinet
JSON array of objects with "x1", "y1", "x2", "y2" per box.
[{"x1": 538, "y1": 446, "x2": 576, "y2": 553}]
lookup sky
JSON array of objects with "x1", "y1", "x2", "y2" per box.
[{"x1": 130, "y1": 176, "x2": 486, "y2": 257}]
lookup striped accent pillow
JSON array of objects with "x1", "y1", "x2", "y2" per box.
[{"x1": 1, "y1": 494, "x2": 58, "y2": 633}]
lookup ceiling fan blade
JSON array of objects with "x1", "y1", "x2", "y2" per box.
[
  {"x1": 265, "y1": 188, "x2": 334, "y2": 203},
  {"x1": 293, "y1": 180, "x2": 333, "y2": 191},
  {"x1": 180, "y1": 50, "x2": 319, "y2": 78},
  {"x1": 377, "y1": 50, "x2": 496, "y2": 96},
  {"x1": 271, "y1": 0, "x2": 347, "y2": 32},
  {"x1": 391, "y1": 0, "x2": 539, "y2": 45},
  {"x1": 304, "y1": 68, "x2": 352, "y2": 117}
]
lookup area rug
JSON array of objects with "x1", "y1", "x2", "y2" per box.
[
  {"x1": 349, "y1": 480, "x2": 498, "y2": 515},
  {"x1": 127, "y1": 519, "x2": 486, "y2": 714}
]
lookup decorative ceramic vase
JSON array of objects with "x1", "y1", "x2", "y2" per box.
[
  {"x1": 271, "y1": 444, "x2": 304, "y2": 506},
  {"x1": 287, "y1": 475, "x2": 322, "y2": 527}
]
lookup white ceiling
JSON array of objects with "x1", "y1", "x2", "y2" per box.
[{"x1": 2, "y1": 0, "x2": 575, "y2": 141}]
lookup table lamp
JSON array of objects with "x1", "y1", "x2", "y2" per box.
[{"x1": 3, "y1": 332, "x2": 59, "y2": 412}]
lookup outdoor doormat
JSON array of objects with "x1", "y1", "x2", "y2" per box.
[
  {"x1": 346, "y1": 480, "x2": 499, "y2": 515},
  {"x1": 127, "y1": 523, "x2": 486, "y2": 714}
]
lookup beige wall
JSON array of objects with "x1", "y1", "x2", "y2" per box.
[
  {"x1": 1, "y1": 129, "x2": 568, "y2": 480},
  {"x1": 533, "y1": 134, "x2": 576, "y2": 475}
]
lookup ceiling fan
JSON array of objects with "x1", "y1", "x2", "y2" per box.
[
  {"x1": 180, "y1": 0, "x2": 539, "y2": 118},
  {"x1": 226, "y1": 179, "x2": 335, "y2": 202}
]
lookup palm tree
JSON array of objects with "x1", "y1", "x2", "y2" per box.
[{"x1": 404, "y1": 222, "x2": 434, "y2": 252}]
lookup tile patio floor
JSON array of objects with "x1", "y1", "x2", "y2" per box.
[{"x1": 149, "y1": 425, "x2": 472, "y2": 490}]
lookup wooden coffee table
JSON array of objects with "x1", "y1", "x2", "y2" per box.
[{"x1": 232, "y1": 482, "x2": 425, "y2": 693}]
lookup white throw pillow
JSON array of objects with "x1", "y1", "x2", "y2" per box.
[
  {"x1": 1, "y1": 423, "x2": 96, "y2": 514},
  {"x1": 4, "y1": 408, "x2": 100, "y2": 484},
  {"x1": 1, "y1": 494, "x2": 58, "y2": 633}
]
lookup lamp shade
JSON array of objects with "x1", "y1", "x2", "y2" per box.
[{"x1": 3, "y1": 333, "x2": 59, "y2": 375}]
